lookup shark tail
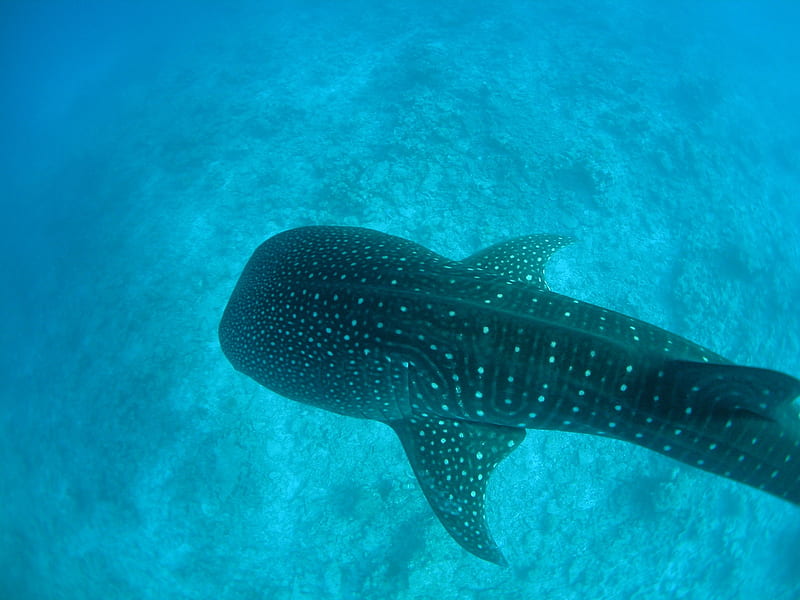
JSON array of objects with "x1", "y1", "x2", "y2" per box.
[{"x1": 645, "y1": 360, "x2": 800, "y2": 504}]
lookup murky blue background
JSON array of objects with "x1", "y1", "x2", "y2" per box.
[{"x1": 2, "y1": 1, "x2": 799, "y2": 598}]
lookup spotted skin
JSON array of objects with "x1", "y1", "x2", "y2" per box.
[{"x1": 219, "y1": 226, "x2": 800, "y2": 564}]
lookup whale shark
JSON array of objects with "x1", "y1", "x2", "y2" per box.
[{"x1": 219, "y1": 226, "x2": 800, "y2": 564}]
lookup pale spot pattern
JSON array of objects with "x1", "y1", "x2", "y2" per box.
[{"x1": 220, "y1": 226, "x2": 800, "y2": 565}]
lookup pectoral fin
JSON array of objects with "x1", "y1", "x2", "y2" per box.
[
  {"x1": 460, "y1": 233, "x2": 575, "y2": 290},
  {"x1": 390, "y1": 416, "x2": 525, "y2": 565}
]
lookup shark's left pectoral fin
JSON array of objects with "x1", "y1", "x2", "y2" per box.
[{"x1": 390, "y1": 416, "x2": 526, "y2": 565}]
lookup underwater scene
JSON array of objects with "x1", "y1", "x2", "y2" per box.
[{"x1": 1, "y1": 1, "x2": 799, "y2": 598}]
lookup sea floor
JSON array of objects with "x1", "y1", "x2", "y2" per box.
[{"x1": 1, "y1": 1, "x2": 799, "y2": 598}]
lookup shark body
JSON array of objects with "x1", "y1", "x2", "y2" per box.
[{"x1": 219, "y1": 226, "x2": 800, "y2": 564}]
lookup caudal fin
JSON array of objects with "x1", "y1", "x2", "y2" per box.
[{"x1": 645, "y1": 360, "x2": 800, "y2": 504}]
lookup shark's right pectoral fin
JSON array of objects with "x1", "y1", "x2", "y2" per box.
[
  {"x1": 459, "y1": 233, "x2": 575, "y2": 290},
  {"x1": 390, "y1": 416, "x2": 526, "y2": 565}
]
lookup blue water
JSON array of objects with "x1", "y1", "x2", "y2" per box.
[{"x1": 2, "y1": 1, "x2": 799, "y2": 598}]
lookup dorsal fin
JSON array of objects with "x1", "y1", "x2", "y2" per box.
[
  {"x1": 390, "y1": 416, "x2": 525, "y2": 565},
  {"x1": 460, "y1": 234, "x2": 575, "y2": 290}
]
